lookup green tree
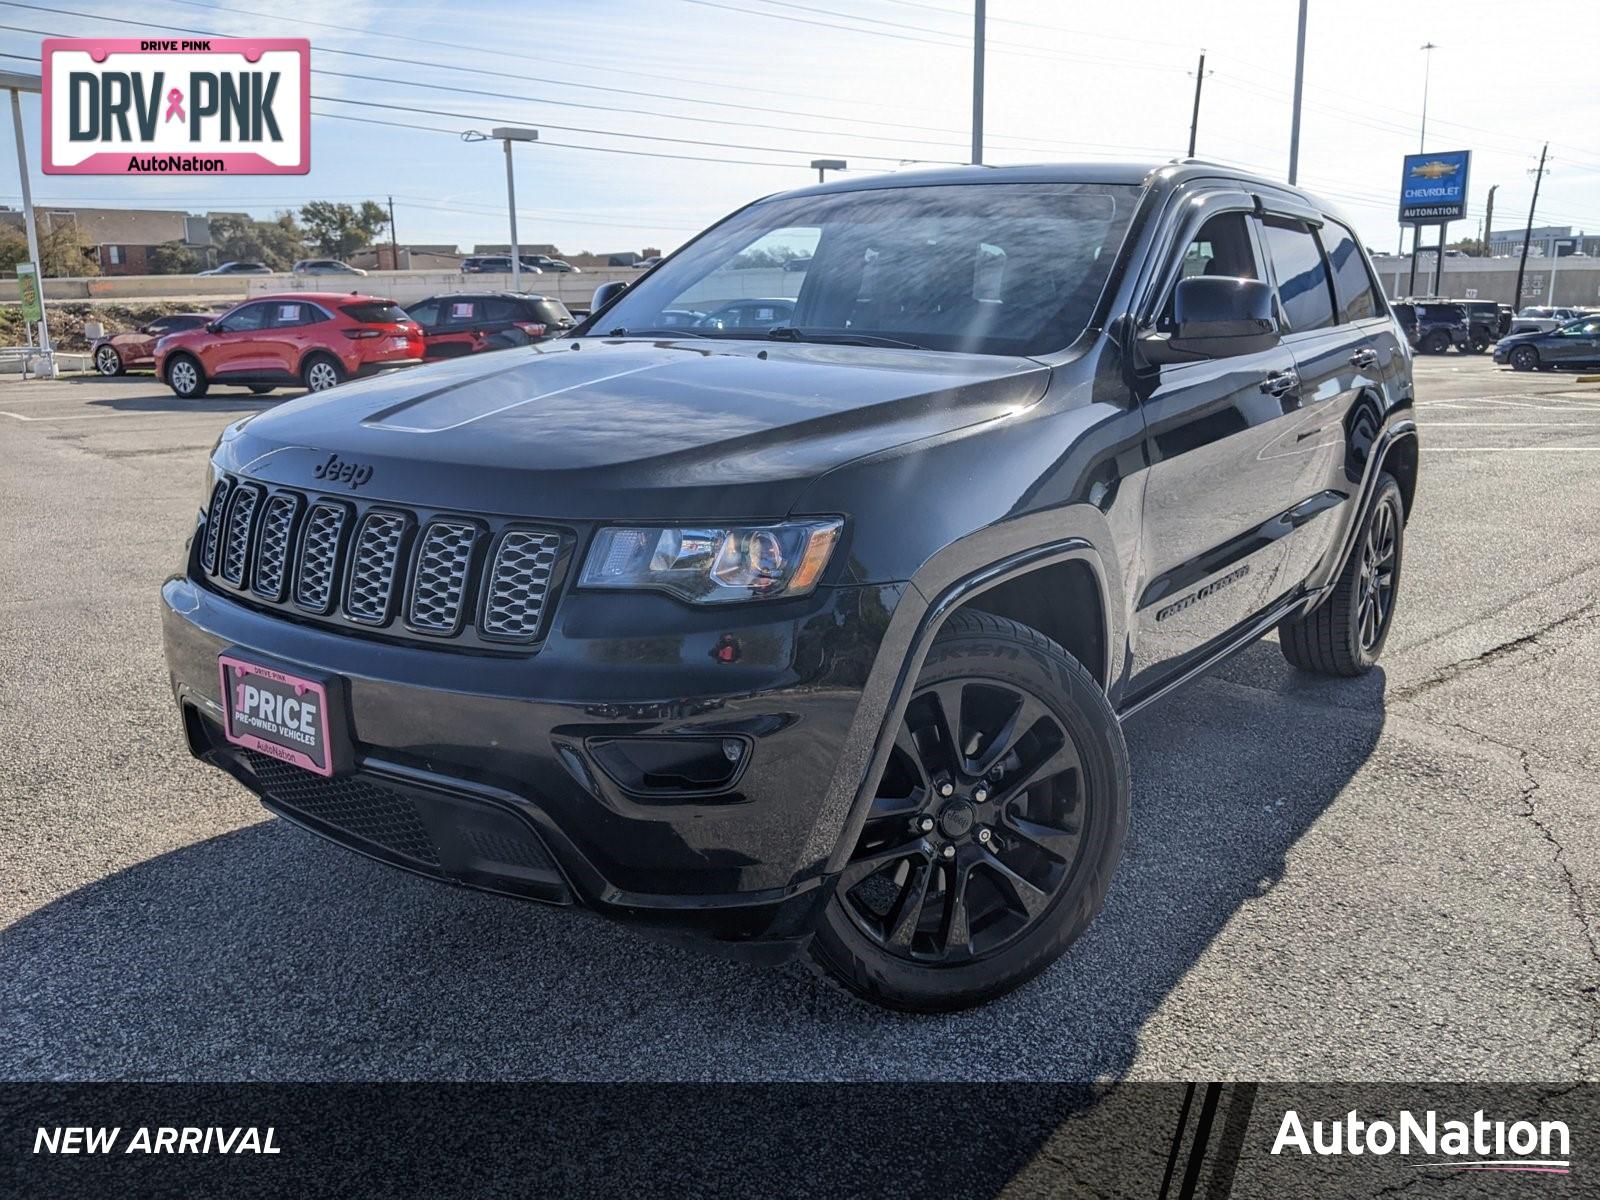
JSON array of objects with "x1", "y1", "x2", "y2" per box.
[
  {"x1": 148, "y1": 241, "x2": 202, "y2": 274},
  {"x1": 0, "y1": 222, "x2": 99, "y2": 276},
  {"x1": 208, "y1": 212, "x2": 304, "y2": 270},
  {"x1": 0, "y1": 224, "x2": 27, "y2": 273},
  {"x1": 299, "y1": 200, "x2": 389, "y2": 261}
]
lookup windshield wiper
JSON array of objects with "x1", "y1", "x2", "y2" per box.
[
  {"x1": 600, "y1": 327, "x2": 705, "y2": 338},
  {"x1": 764, "y1": 326, "x2": 928, "y2": 350}
]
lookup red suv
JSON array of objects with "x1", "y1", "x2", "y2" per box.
[{"x1": 155, "y1": 293, "x2": 424, "y2": 398}]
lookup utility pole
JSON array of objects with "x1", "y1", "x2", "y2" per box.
[
  {"x1": 1513, "y1": 143, "x2": 1549, "y2": 311},
  {"x1": 387, "y1": 195, "x2": 399, "y2": 271},
  {"x1": 1287, "y1": 0, "x2": 1308, "y2": 184},
  {"x1": 971, "y1": 0, "x2": 985, "y2": 165},
  {"x1": 1482, "y1": 183, "x2": 1497, "y2": 257},
  {"x1": 1187, "y1": 50, "x2": 1209, "y2": 158}
]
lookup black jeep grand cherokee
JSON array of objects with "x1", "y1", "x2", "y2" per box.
[{"x1": 163, "y1": 161, "x2": 1417, "y2": 1011}]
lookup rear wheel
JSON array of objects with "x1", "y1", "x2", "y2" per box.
[
  {"x1": 1423, "y1": 329, "x2": 1451, "y2": 354},
  {"x1": 94, "y1": 345, "x2": 123, "y2": 376},
  {"x1": 302, "y1": 354, "x2": 345, "y2": 393},
  {"x1": 1469, "y1": 333, "x2": 1490, "y2": 353},
  {"x1": 1279, "y1": 473, "x2": 1404, "y2": 676},
  {"x1": 166, "y1": 354, "x2": 207, "y2": 399},
  {"x1": 809, "y1": 611, "x2": 1130, "y2": 1012},
  {"x1": 1510, "y1": 345, "x2": 1539, "y2": 372}
]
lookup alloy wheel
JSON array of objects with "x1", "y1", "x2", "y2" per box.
[
  {"x1": 169, "y1": 360, "x2": 197, "y2": 395},
  {"x1": 95, "y1": 346, "x2": 120, "y2": 375},
  {"x1": 306, "y1": 361, "x2": 340, "y2": 392},
  {"x1": 839, "y1": 677, "x2": 1087, "y2": 964},
  {"x1": 1357, "y1": 498, "x2": 1398, "y2": 652}
]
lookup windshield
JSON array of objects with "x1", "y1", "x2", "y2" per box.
[{"x1": 588, "y1": 182, "x2": 1141, "y2": 356}]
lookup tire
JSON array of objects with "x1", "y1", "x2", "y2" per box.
[
  {"x1": 165, "y1": 354, "x2": 208, "y2": 399},
  {"x1": 808, "y1": 610, "x2": 1130, "y2": 1012},
  {"x1": 1279, "y1": 473, "x2": 1404, "y2": 677},
  {"x1": 1469, "y1": 334, "x2": 1489, "y2": 354},
  {"x1": 1510, "y1": 345, "x2": 1539, "y2": 372},
  {"x1": 302, "y1": 354, "x2": 345, "y2": 393},
  {"x1": 247, "y1": 385, "x2": 275, "y2": 395},
  {"x1": 94, "y1": 345, "x2": 123, "y2": 376},
  {"x1": 1422, "y1": 330, "x2": 1450, "y2": 354}
]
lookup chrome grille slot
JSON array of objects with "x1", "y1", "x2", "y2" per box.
[
  {"x1": 251, "y1": 492, "x2": 301, "y2": 601},
  {"x1": 219, "y1": 484, "x2": 262, "y2": 586},
  {"x1": 295, "y1": 502, "x2": 349, "y2": 614},
  {"x1": 407, "y1": 521, "x2": 478, "y2": 634},
  {"x1": 481, "y1": 529, "x2": 563, "y2": 641},
  {"x1": 200, "y1": 478, "x2": 232, "y2": 575},
  {"x1": 344, "y1": 511, "x2": 410, "y2": 625}
]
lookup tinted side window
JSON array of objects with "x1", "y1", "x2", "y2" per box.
[
  {"x1": 217, "y1": 303, "x2": 271, "y2": 333},
  {"x1": 1159, "y1": 210, "x2": 1258, "y2": 332},
  {"x1": 1320, "y1": 222, "x2": 1381, "y2": 322},
  {"x1": 406, "y1": 298, "x2": 441, "y2": 326},
  {"x1": 483, "y1": 297, "x2": 521, "y2": 322},
  {"x1": 1260, "y1": 217, "x2": 1336, "y2": 333}
]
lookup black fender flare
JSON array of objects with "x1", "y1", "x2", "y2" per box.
[
  {"x1": 1303, "y1": 413, "x2": 1418, "y2": 605},
  {"x1": 804, "y1": 507, "x2": 1122, "y2": 879}
]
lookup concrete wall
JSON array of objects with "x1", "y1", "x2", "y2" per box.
[
  {"x1": 28, "y1": 267, "x2": 648, "y2": 308},
  {"x1": 1372, "y1": 255, "x2": 1600, "y2": 307},
  {"x1": 246, "y1": 268, "x2": 645, "y2": 308}
]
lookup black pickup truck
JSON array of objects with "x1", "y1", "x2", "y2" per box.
[{"x1": 162, "y1": 160, "x2": 1417, "y2": 1011}]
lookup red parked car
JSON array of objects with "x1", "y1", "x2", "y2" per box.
[
  {"x1": 154, "y1": 293, "x2": 424, "y2": 398},
  {"x1": 91, "y1": 312, "x2": 213, "y2": 376}
]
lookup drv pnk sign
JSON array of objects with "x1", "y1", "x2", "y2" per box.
[
  {"x1": 1397, "y1": 150, "x2": 1471, "y2": 223},
  {"x1": 42, "y1": 38, "x2": 309, "y2": 175}
]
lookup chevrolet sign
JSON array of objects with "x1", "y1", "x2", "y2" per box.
[{"x1": 1398, "y1": 149, "x2": 1471, "y2": 223}]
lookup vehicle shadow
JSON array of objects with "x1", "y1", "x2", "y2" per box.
[
  {"x1": 0, "y1": 642, "x2": 1384, "y2": 1081},
  {"x1": 83, "y1": 393, "x2": 291, "y2": 414}
]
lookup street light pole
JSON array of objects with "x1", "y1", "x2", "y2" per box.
[
  {"x1": 810, "y1": 158, "x2": 847, "y2": 183},
  {"x1": 971, "y1": 0, "x2": 985, "y2": 165},
  {"x1": 503, "y1": 139, "x2": 520, "y2": 292},
  {"x1": 485, "y1": 126, "x2": 538, "y2": 292},
  {"x1": 2, "y1": 71, "x2": 52, "y2": 376},
  {"x1": 1287, "y1": 0, "x2": 1308, "y2": 184},
  {"x1": 1407, "y1": 42, "x2": 1440, "y2": 296}
]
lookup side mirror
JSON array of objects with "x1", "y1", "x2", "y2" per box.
[
  {"x1": 591, "y1": 280, "x2": 629, "y2": 313},
  {"x1": 1139, "y1": 276, "x2": 1279, "y2": 365},
  {"x1": 206, "y1": 321, "x2": 222, "y2": 334}
]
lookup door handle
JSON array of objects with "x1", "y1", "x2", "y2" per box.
[
  {"x1": 1260, "y1": 369, "x2": 1300, "y2": 396},
  {"x1": 1349, "y1": 348, "x2": 1379, "y2": 369}
]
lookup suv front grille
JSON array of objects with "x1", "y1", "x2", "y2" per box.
[{"x1": 196, "y1": 473, "x2": 570, "y2": 649}]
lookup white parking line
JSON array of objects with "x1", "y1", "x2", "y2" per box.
[
  {"x1": 1422, "y1": 446, "x2": 1600, "y2": 452},
  {"x1": 0, "y1": 410, "x2": 149, "y2": 421}
]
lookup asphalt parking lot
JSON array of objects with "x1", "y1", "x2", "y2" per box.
[{"x1": 3, "y1": 354, "x2": 1599, "y2": 1082}]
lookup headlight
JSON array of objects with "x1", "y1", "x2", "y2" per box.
[{"x1": 579, "y1": 519, "x2": 843, "y2": 603}]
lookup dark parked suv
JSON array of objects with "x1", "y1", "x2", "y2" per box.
[
  {"x1": 1392, "y1": 300, "x2": 1471, "y2": 353},
  {"x1": 162, "y1": 161, "x2": 1417, "y2": 1011}
]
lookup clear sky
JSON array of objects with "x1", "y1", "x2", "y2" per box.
[{"x1": 0, "y1": 0, "x2": 1596, "y2": 259}]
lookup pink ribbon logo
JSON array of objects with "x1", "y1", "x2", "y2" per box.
[{"x1": 164, "y1": 87, "x2": 184, "y2": 123}]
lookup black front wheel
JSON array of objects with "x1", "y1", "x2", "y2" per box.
[
  {"x1": 1510, "y1": 345, "x2": 1539, "y2": 372},
  {"x1": 1423, "y1": 330, "x2": 1451, "y2": 354},
  {"x1": 809, "y1": 611, "x2": 1129, "y2": 1012}
]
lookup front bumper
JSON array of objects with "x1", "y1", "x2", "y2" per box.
[{"x1": 163, "y1": 573, "x2": 906, "y2": 961}]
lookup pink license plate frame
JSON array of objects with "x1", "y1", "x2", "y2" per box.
[{"x1": 218, "y1": 653, "x2": 336, "y2": 777}]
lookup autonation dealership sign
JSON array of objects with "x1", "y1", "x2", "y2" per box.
[
  {"x1": 41, "y1": 37, "x2": 309, "y2": 175},
  {"x1": 1397, "y1": 149, "x2": 1471, "y2": 223}
]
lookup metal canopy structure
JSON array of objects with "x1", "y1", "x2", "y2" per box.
[{"x1": 0, "y1": 69, "x2": 53, "y2": 376}]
